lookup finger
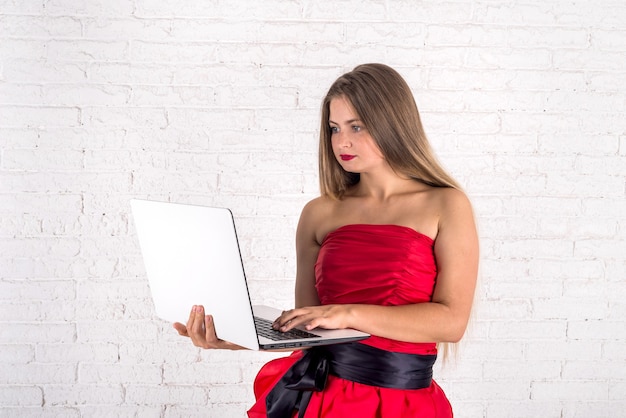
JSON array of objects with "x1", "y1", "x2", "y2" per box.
[
  {"x1": 278, "y1": 313, "x2": 311, "y2": 332},
  {"x1": 173, "y1": 322, "x2": 189, "y2": 337},
  {"x1": 185, "y1": 305, "x2": 198, "y2": 331},
  {"x1": 190, "y1": 305, "x2": 206, "y2": 335},
  {"x1": 204, "y1": 314, "x2": 219, "y2": 344},
  {"x1": 273, "y1": 313, "x2": 291, "y2": 329},
  {"x1": 274, "y1": 308, "x2": 301, "y2": 327}
]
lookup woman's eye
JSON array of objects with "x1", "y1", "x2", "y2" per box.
[
  {"x1": 330, "y1": 126, "x2": 339, "y2": 133},
  {"x1": 352, "y1": 125, "x2": 361, "y2": 132}
]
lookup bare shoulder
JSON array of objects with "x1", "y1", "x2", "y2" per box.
[
  {"x1": 429, "y1": 187, "x2": 477, "y2": 242},
  {"x1": 300, "y1": 195, "x2": 335, "y2": 223},
  {"x1": 434, "y1": 187, "x2": 473, "y2": 212},
  {"x1": 297, "y1": 195, "x2": 337, "y2": 245}
]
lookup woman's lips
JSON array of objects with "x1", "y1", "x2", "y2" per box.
[{"x1": 340, "y1": 154, "x2": 355, "y2": 161}]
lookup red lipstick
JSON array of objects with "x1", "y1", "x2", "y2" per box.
[{"x1": 340, "y1": 154, "x2": 355, "y2": 161}]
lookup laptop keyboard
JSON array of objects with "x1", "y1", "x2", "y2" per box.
[{"x1": 254, "y1": 316, "x2": 321, "y2": 341}]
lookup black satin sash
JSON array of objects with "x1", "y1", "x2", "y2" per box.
[{"x1": 265, "y1": 342, "x2": 437, "y2": 418}]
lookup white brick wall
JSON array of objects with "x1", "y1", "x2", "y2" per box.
[{"x1": 1, "y1": 1, "x2": 625, "y2": 417}]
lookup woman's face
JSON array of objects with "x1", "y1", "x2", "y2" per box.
[{"x1": 328, "y1": 96, "x2": 385, "y2": 174}]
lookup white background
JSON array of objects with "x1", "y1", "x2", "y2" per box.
[{"x1": 1, "y1": 0, "x2": 625, "y2": 417}]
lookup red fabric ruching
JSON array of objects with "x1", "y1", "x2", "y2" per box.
[{"x1": 248, "y1": 224, "x2": 452, "y2": 417}]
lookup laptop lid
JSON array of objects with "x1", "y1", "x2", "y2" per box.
[{"x1": 130, "y1": 199, "x2": 369, "y2": 351}]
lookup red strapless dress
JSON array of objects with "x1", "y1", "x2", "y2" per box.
[{"x1": 248, "y1": 224, "x2": 453, "y2": 417}]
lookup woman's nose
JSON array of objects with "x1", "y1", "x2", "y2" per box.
[{"x1": 335, "y1": 131, "x2": 351, "y2": 147}]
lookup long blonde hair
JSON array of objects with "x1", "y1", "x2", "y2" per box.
[{"x1": 319, "y1": 63, "x2": 460, "y2": 198}]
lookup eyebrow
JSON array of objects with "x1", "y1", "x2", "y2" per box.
[{"x1": 328, "y1": 118, "x2": 362, "y2": 125}]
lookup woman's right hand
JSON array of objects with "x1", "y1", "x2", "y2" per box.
[{"x1": 173, "y1": 305, "x2": 245, "y2": 350}]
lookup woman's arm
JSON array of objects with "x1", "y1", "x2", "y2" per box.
[
  {"x1": 275, "y1": 189, "x2": 479, "y2": 344},
  {"x1": 294, "y1": 199, "x2": 323, "y2": 308}
]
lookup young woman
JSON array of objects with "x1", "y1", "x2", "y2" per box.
[{"x1": 175, "y1": 63, "x2": 479, "y2": 417}]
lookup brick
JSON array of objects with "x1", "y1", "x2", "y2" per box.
[
  {"x1": 125, "y1": 384, "x2": 208, "y2": 405},
  {"x1": 48, "y1": 40, "x2": 129, "y2": 61},
  {"x1": 527, "y1": 259, "x2": 604, "y2": 280},
  {"x1": 485, "y1": 280, "x2": 561, "y2": 300},
  {"x1": 476, "y1": 299, "x2": 532, "y2": 321},
  {"x1": 484, "y1": 360, "x2": 561, "y2": 380},
  {"x1": 588, "y1": 71, "x2": 626, "y2": 93},
  {"x1": 0, "y1": 386, "x2": 43, "y2": 406},
  {"x1": 574, "y1": 239, "x2": 626, "y2": 259},
  {"x1": 215, "y1": 84, "x2": 298, "y2": 109},
  {"x1": 0, "y1": 280, "x2": 75, "y2": 301},
  {"x1": 0, "y1": 84, "x2": 42, "y2": 105},
  {"x1": 388, "y1": 1, "x2": 472, "y2": 23},
  {"x1": 83, "y1": 18, "x2": 171, "y2": 41},
  {"x1": 44, "y1": 384, "x2": 123, "y2": 406},
  {"x1": 0, "y1": 237, "x2": 81, "y2": 258},
  {"x1": 546, "y1": 173, "x2": 624, "y2": 198},
  {"x1": 42, "y1": 84, "x2": 131, "y2": 107},
  {"x1": 131, "y1": 40, "x2": 217, "y2": 64},
  {"x1": 76, "y1": 320, "x2": 159, "y2": 343},
  {"x1": 568, "y1": 320, "x2": 626, "y2": 340},
  {"x1": 348, "y1": 23, "x2": 427, "y2": 46},
  {"x1": 486, "y1": 401, "x2": 563, "y2": 418},
  {"x1": 527, "y1": 340, "x2": 601, "y2": 361},
  {"x1": 446, "y1": 402, "x2": 484, "y2": 418},
  {"x1": 427, "y1": 24, "x2": 509, "y2": 47},
  {"x1": 0, "y1": 106, "x2": 80, "y2": 128},
  {"x1": 2, "y1": 59, "x2": 88, "y2": 83},
  {"x1": 44, "y1": 0, "x2": 135, "y2": 16},
  {"x1": 207, "y1": 384, "x2": 251, "y2": 404},
  {"x1": 163, "y1": 362, "x2": 241, "y2": 385},
  {"x1": 78, "y1": 363, "x2": 162, "y2": 384},
  {"x1": 562, "y1": 360, "x2": 626, "y2": 380},
  {"x1": 0, "y1": 0, "x2": 44, "y2": 14},
  {"x1": 436, "y1": 359, "x2": 483, "y2": 381},
  {"x1": 87, "y1": 62, "x2": 175, "y2": 85},
  {"x1": 473, "y1": 3, "x2": 562, "y2": 25},
  {"x1": 163, "y1": 404, "x2": 248, "y2": 418},
  {"x1": 531, "y1": 381, "x2": 608, "y2": 401},
  {"x1": 466, "y1": 47, "x2": 552, "y2": 70},
  {"x1": 0, "y1": 407, "x2": 80, "y2": 417},
  {"x1": 0, "y1": 344, "x2": 35, "y2": 363},
  {"x1": 81, "y1": 107, "x2": 167, "y2": 128},
  {"x1": 554, "y1": 50, "x2": 626, "y2": 71},
  {"x1": 495, "y1": 238, "x2": 574, "y2": 259},
  {"x1": 0, "y1": 323, "x2": 75, "y2": 344},
  {"x1": 0, "y1": 193, "x2": 82, "y2": 215},
  {"x1": 0, "y1": 364, "x2": 76, "y2": 384},
  {"x1": 602, "y1": 341, "x2": 626, "y2": 361},
  {"x1": 118, "y1": 341, "x2": 198, "y2": 364},
  {"x1": 537, "y1": 217, "x2": 617, "y2": 240},
  {"x1": 446, "y1": 380, "x2": 530, "y2": 401},
  {"x1": 490, "y1": 320, "x2": 567, "y2": 340},
  {"x1": 72, "y1": 300, "x2": 128, "y2": 321},
  {"x1": 36, "y1": 343, "x2": 118, "y2": 363},
  {"x1": 562, "y1": 401, "x2": 626, "y2": 418},
  {"x1": 0, "y1": 39, "x2": 47, "y2": 60},
  {"x1": 508, "y1": 27, "x2": 589, "y2": 48},
  {"x1": 2, "y1": 149, "x2": 84, "y2": 171},
  {"x1": 75, "y1": 406, "x2": 161, "y2": 417},
  {"x1": 172, "y1": 21, "x2": 344, "y2": 45},
  {"x1": 137, "y1": 0, "x2": 303, "y2": 19},
  {"x1": 455, "y1": 340, "x2": 524, "y2": 361},
  {"x1": 532, "y1": 297, "x2": 609, "y2": 320}
]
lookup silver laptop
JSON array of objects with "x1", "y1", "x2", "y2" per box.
[{"x1": 130, "y1": 199, "x2": 369, "y2": 350}]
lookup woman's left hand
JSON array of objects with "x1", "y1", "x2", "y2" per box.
[{"x1": 272, "y1": 305, "x2": 353, "y2": 332}]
